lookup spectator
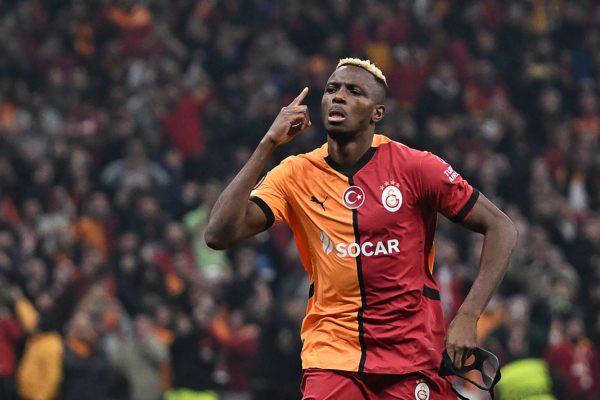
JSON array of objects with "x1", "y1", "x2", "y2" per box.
[
  {"x1": 0, "y1": 294, "x2": 23, "y2": 400},
  {"x1": 15, "y1": 289, "x2": 63, "y2": 400},
  {"x1": 61, "y1": 312, "x2": 112, "y2": 400},
  {"x1": 107, "y1": 313, "x2": 169, "y2": 400},
  {"x1": 545, "y1": 312, "x2": 600, "y2": 399}
]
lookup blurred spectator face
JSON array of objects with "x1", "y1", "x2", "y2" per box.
[
  {"x1": 436, "y1": 62, "x2": 457, "y2": 85},
  {"x1": 233, "y1": 146, "x2": 252, "y2": 173},
  {"x1": 181, "y1": 181, "x2": 201, "y2": 210},
  {"x1": 154, "y1": 304, "x2": 172, "y2": 328},
  {"x1": 138, "y1": 196, "x2": 160, "y2": 220},
  {"x1": 172, "y1": 251, "x2": 191, "y2": 275},
  {"x1": 25, "y1": 258, "x2": 47, "y2": 284},
  {"x1": 87, "y1": 192, "x2": 111, "y2": 219},
  {"x1": 68, "y1": 312, "x2": 97, "y2": 344},
  {"x1": 475, "y1": 30, "x2": 496, "y2": 56},
  {"x1": 47, "y1": 67, "x2": 66, "y2": 89},
  {"x1": 165, "y1": 222, "x2": 186, "y2": 250},
  {"x1": 70, "y1": 67, "x2": 90, "y2": 93},
  {"x1": 134, "y1": 314, "x2": 154, "y2": 336},
  {"x1": 539, "y1": 88, "x2": 562, "y2": 114},
  {"x1": 228, "y1": 309, "x2": 245, "y2": 331},
  {"x1": 55, "y1": 225, "x2": 76, "y2": 250},
  {"x1": 564, "y1": 317, "x2": 585, "y2": 344},
  {"x1": 579, "y1": 91, "x2": 598, "y2": 115},
  {"x1": 54, "y1": 259, "x2": 75, "y2": 287},
  {"x1": 118, "y1": 231, "x2": 139, "y2": 253},
  {"x1": 163, "y1": 148, "x2": 183, "y2": 174},
  {"x1": 175, "y1": 312, "x2": 192, "y2": 334},
  {"x1": 508, "y1": 295, "x2": 530, "y2": 325},
  {"x1": 564, "y1": 1, "x2": 584, "y2": 23},
  {"x1": 474, "y1": 60, "x2": 495, "y2": 88},
  {"x1": 193, "y1": 293, "x2": 216, "y2": 326},
  {"x1": 140, "y1": 243, "x2": 158, "y2": 265},
  {"x1": 201, "y1": 181, "x2": 223, "y2": 209},
  {"x1": 33, "y1": 160, "x2": 55, "y2": 187},
  {"x1": 119, "y1": 253, "x2": 137, "y2": 274},
  {"x1": 70, "y1": 147, "x2": 91, "y2": 177},
  {"x1": 235, "y1": 247, "x2": 256, "y2": 278},
  {"x1": 125, "y1": 139, "x2": 148, "y2": 165},
  {"x1": 35, "y1": 292, "x2": 54, "y2": 311},
  {"x1": 0, "y1": 230, "x2": 15, "y2": 251},
  {"x1": 22, "y1": 199, "x2": 43, "y2": 223},
  {"x1": 81, "y1": 249, "x2": 105, "y2": 280}
]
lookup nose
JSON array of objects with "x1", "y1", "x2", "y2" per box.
[{"x1": 333, "y1": 88, "x2": 346, "y2": 104}]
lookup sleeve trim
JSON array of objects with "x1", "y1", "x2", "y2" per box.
[
  {"x1": 451, "y1": 189, "x2": 480, "y2": 224},
  {"x1": 249, "y1": 196, "x2": 275, "y2": 229}
]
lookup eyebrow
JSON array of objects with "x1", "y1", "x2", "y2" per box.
[{"x1": 325, "y1": 81, "x2": 368, "y2": 92}]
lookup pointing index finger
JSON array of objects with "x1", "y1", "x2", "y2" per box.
[{"x1": 289, "y1": 87, "x2": 309, "y2": 106}]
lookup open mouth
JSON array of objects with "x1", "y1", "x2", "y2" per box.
[{"x1": 328, "y1": 108, "x2": 346, "y2": 123}]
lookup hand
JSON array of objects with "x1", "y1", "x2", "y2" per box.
[
  {"x1": 444, "y1": 312, "x2": 478, "y2": 368},
  {"x1": 264, "y1": 88, "x2": 311, "y2": 146}
]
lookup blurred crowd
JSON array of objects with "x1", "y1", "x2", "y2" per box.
[{"x1": 1, "y1": 0, "x2": 600, "y2": 399}]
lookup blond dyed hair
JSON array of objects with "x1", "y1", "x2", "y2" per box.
[{"x1": 337, "y1": 58, "x2": 387, "y2": 87}]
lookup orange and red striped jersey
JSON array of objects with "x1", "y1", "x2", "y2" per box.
[{"x1": 250, "y1": 135, "x2": 478, "y2": 374}]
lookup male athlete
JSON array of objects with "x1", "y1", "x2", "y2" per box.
[{"x1": 205, "y1": 59, "x2": 518, "y2": 399}]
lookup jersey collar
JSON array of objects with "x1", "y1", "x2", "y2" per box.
[{"x1": 324, "y1": 146, "x2": 378, "y2": 178}]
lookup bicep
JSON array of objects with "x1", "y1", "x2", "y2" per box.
[
  {"x1": 459, "y1": 193, "x2": 509, "y2": 234},
  {"x1": 236, "y1": 200, "x2": 270, "y2": 242}
]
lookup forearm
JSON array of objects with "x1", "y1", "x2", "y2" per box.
[
  {"x1": 456, "y1": 218, "x2": 517, "y2": 320},
  {"x1": 204, "y1": 138, "x2": 277, "y2": 249}
]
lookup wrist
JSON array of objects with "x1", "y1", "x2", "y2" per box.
[
  {"x1": 455, "y1": 309, "x2": 481, "y2": 322},
  {"x1": 259, "y1": 135, "x2": 280, "y2": 152}
]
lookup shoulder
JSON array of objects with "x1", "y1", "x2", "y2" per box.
[
  {"x1": 274, "y1": 143, "x2": 329, "y2": 174},
  {"x1": 374, "y1": 135, "x2": 427, "y2": 169}
]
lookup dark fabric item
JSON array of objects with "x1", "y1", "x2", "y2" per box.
[{"x1": 61, "y1": 344, "x2": 113, "y2": 400}]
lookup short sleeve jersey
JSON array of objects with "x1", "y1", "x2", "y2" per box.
[{"x1": 250, "y1": 135, "x2": 479, "y2": 374}]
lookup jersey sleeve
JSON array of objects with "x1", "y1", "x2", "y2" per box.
[
  {"x1": 419, "y1": 152, "x2": 479, "y2": 223},
  {"x1": 248, "y1": 159, "x2": 293, "y2": 229}
]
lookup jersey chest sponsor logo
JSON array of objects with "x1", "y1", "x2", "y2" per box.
[
  {"x1": 319, "y1": 232, "x2": 400, "y2": 258},
  {"x1": 335, "y1": 239, "x2": 400, "y2": 258},
  {"x1": 343, "y1": 186, "x2": 365, "y2": 209},
  {"x1": 320, "y1": 232, "x2": 334, "y2": 255}
]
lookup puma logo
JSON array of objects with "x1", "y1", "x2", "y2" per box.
[{"x1": 310, "y1": 196, "x2": 328, "y2": 212}]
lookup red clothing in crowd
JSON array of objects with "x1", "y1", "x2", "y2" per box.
[
  {"x1": 545, "y1": 339, "x2": 600, "y2": 399},
  {"x1": 163, "y1": 90, "x2": 216, "y2": 159},
  {"x1": 0, "y1": 315, "x2": 24, "y2": 377}
]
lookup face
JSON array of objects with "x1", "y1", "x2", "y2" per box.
[{"x1": 321, "y1": 65, "x2": 385, "y2": 137}]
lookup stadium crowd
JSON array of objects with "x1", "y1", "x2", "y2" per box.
[{"x1": 1, "y1": 0, "x2": 600, "y2": 399}]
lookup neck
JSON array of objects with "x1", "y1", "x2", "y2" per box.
[{"x1": 327, "y1": 131, "x2": 375, "y2": 167}]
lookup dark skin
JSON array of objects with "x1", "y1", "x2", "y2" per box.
[{"x1": 205, "y1": 65, "x2": 518, "y2": 369}]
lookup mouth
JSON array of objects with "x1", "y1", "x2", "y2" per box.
[{"x1": 327, "y1": 107, "x2": 346, "y2": 123}]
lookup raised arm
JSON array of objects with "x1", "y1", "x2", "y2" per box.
[
  {"x1": 444, "y1": 193, "x2": 518, "y2": 368},
  {"x1": 204, "y1": 88, "x2": 311, "y2": 250}
]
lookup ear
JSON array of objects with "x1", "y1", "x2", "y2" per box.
[{"x1": 371, "y1": 104, "x2": 386, "y2": 124}]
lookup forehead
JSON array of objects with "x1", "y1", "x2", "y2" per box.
[{"x1": 326, "y1": 65, "x2": 377, "y2": 87}]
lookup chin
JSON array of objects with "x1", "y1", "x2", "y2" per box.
[{"x1": 326, "y1": 126, "x2": 360, "y2": 142}]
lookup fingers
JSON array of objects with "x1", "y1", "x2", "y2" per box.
[
  {"x1": 448, "y1": 345, "x2": 474, "y2": 368},
  {"x1": 289, "y1": 112, "x2": 310, "y2": 131},
  {"x1": 284, "y1": 105, "x2": 310, "y2": 127},
  {"x1": 289, "y1": 87, "x2": 309, "y2": 106}
]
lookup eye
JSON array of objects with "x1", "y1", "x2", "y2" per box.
[
  {"x1": 351, "y1": 89, "x2": 362, "y2": 95},
  {"x1": 326, "y1": 86, "x2": 336, "y2": 93}
]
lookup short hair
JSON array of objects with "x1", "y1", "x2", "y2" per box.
[{"x1": 337, "y1": 58, "x2": 387, "y2": 87}]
